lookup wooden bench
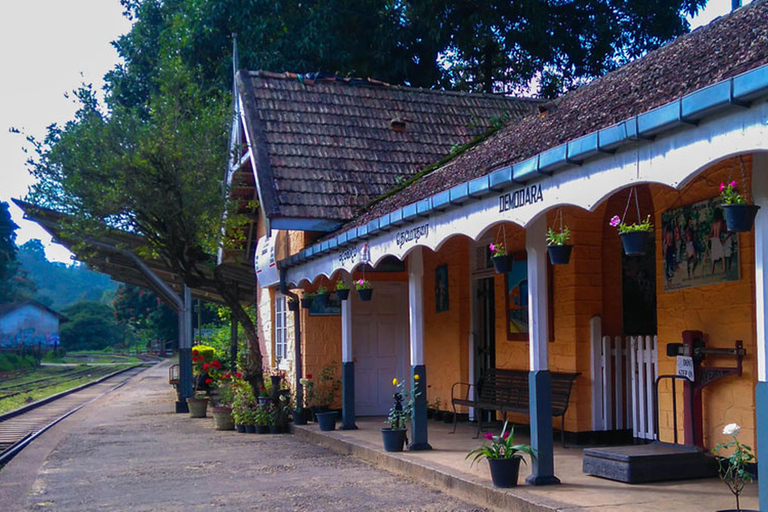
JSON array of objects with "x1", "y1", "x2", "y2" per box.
[{"x1": 450, "y1": 369, "x2": 580, "y2": 446}]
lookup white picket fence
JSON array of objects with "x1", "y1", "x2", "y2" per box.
[{"x1": 591, "y1": 320, "x2": 658, "y2": 440}]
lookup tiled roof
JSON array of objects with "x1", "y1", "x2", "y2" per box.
[
  {"x1": 352, "y1": 0, "x2": 768, "y2": 228},
  {"x1": 236, "y1": 71, "x2": 541, "y2": 224}
]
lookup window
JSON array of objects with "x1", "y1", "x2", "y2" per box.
[{"x1": 275, "y1": 294, "x2": 288, "y2": 360}]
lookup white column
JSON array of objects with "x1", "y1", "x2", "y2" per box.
[
  {"x1": 409, "y1": 247, "x2": 425, "y2": 366},
  {"x1": 754, "y1": 153, "x2": 768, "y2": 382},
  {"x1": 526, "y1": 215, "x2": 549, "y2": 371},
  {"x1": 341, "y1": 293, "x2": 353, "y2": 363}
]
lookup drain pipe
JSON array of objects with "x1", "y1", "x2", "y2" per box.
[{"x1": 279, "y1": 271, "x2": 303, "y2": 409}]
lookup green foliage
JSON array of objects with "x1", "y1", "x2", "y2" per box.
[
  {"x1": 16, "y1": 239, "x2": 117, "y2": 310},
  {"x1": 60, "y1": 301, "x2": 122, "y2": 351},
  {"x1": 304, "y1": 362, "x2": 341, "y2": 408},
  {"x1": 0, "y1": 202, "x2": 34, "y2": 304},
  {"x1": 385, "y1": 377, "x2": 419, "y2": 431},
  {"x1": 546, "y1": 226, "x2": 571, "y2": 246},
  {"x1": 466, "y1": 421, "x2": 535, "y2": 465},
  {"x1": 0, "y1": 353, "x2": 38, "y2": 372}
]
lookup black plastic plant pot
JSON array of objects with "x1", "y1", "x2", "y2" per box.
[
  {"x1": 292, "y1": 410, "x2": 307, "y2": 425},
  {"x1": 336, "y1": 288, "x2": 350, "y2": 301},
  {"x1": 316, "y1": 411, "x2": 338, "y2": 431},
  {"x1": 381, "y1": 428, "x2": 407, "y2": 452},
  {"x1": 357, "y1": 288, "x2": 373, "y2": 301},
  {"x1": 236, "y1": 423, "x2": 246, "y2": 433},
  {"x1": 487, "y1": 456, "x2": 522, "y2": 488},
  {"x1": 255, "y1": 425, "x2": 269, "y2": 434},
  {"x1": 314, "y1": 293, "x2": 329, "y2": 307},
  {"x1": 491, "y1": 254, "x2": 513, "y2": 274},
  {"x1": 723, "y1": 204, "x2": 760, "y2": 232},
  {"x1": 300, "y1": 297, "x2": 314, "y2": 309},
  {"x1": 287, "y1": 301, "x2": 298, "y2": 312},
  {"x1": 620, "y1": 231, "x2": 649, "y2": 256},
  {"x1": 547, "y1": 244, "x2": 573, "y2": 265}
]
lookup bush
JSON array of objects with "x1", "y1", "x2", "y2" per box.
[{"x1": 0, "y1": 353, "x2": 38, "y2": 371}]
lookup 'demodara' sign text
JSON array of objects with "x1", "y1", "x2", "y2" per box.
[
  {"x1": 499, "y1": 183, "x2": 544, "y2": 213},
  {"x1": 396, "y1": 223, "x2": 429, "y2": 248}
]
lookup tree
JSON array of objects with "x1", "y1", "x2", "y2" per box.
[
  {"x1": 60, "y1": 301, "x2": 122, "y2": 351},
  {"x1": 0, "y1": 201, "x2": 33, "y2": 304}
]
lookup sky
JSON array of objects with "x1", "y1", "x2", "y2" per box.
[{"x1": 0, "y1": 0, "x2": 752, "y2": 264}]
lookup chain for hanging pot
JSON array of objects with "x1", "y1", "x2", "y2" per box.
[
  {"x1": 621, "y1": 187, "x2": 643, "y2": 226},
  {"x1": 494, "y1": 224, "x2": 508, "y2": 254},
  {"x1": 550, "y1": 209, "x2": 564, "y2": 234}
]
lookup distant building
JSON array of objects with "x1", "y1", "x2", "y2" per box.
[{"x1": 0, "y1": 301, "x2": 66, "y2": 350}]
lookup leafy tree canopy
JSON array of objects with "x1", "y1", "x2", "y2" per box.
[
  {"x1": 0, "y1": 202, "x2": 34, "y2": 304},
  {"x1": 60, "y1": 301, "x2": 122, "y2": 351}
]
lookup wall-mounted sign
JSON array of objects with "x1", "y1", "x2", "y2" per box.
[
  {"x1": 676, "y1": 355, "x2": 695, "y2": 382},
  {"x1": 338, "y1": 244, "x2": 358, "y2": 266},
  {"x1": 255, "y1": 236, "x2": 279, "y2": 287},
  {"x1": 395, "y1": 223, "x2": 429, "y2": 248},
  {"x1": 498, "y1": 183, "x2": 544, "y2": 213}
]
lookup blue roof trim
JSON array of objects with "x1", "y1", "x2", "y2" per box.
[
  {"x1": 270, "y1": 217, "x2": 343, "y2": 232},
  {"x1": 733, "y1": 65, "x2": 768, "y2": 102},
  {"x1": 512, "y1": 156, "x2": 540, "y2": 182},
  {"x1": 449, "y1": 183, "x2": 470, "y2": 204},
  {"x1": 567, "y1": 132, "x2": 600, "y2": 161},
  {"x1": 417, "y1": 199, "x2": 431, "y2": 217},
  {"x1": 432, "y1": 190, "x2": 450, "y2": 211},
  {"x1": 328, "y1": 238, "x2": 338, "y2": 250},
  {"x1": 468, "y1": 176, "x2": 490, "y2": 198},
  {"x1": 279, "y1": 63, "x2": 768, "y2": 271},
  {"x1": 489, "y1": 166, "x2": 513, "y2": 191},
  {"x1": 389, "y1": 208, "x2": 405, "y2": 226},
  {"x1": 402, "y1": 203, "x2": 418, "y2": 221}
]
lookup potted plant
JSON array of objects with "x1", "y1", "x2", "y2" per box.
[
  {"x1": 546, "y1": 226, "x2": 572, "y2": 265},
  {"x1": 609, "y1": 214, "x2": 653, "y2": 256},
  {"x1": 711, "y1": 423, "x2": 757, "y2": 512},
  {"x1": 305, "y1": 363, "x2": 341, "y2": 427},
  {"x1": 272, "y1": 393, "x2": 291, "y2": 433},
  {"x1": 720, "y1": 180, "x2": 760, "y2": 232},
  {"x1": 187, "y1": 347, "x2": 213, "y2": 418},
  {"x1": 381, "y1": 376, "x2": 418, "y2": 452},
  {"x1": 294, "y1": 378, "x2": 310, "y2": 425},
  {"x1": 209, "y1": 367, "x2": 241, "y2": 431},
  {"x1": 466, "y1": 420, "x2": 535, "y2": 488},
  {"x1": 335, "y1": 280, "x2": 350, "y2": 301},
  {"x1": 254, "y1": 403, "x2": 270, "y2": 434},
  {"x1": 489, "y1": 242, "x2": 512, "y2": 273},
  {"x1": 231, "y1": 377, "x2": 256, "y2": 433},
  {"x1": 355, "y1": 279, "x2": 373, "y2": 301},
  {"x1": 287, "y1": 298, "x2": 298, "y2": 312},
  {"x1": 300, "y1": 291, "x2": 316, "y2": 309},
  {"x1": 315, "y1": 285, "x2": 329, "y2": 307}
]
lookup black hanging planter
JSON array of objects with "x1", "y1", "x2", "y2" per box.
[
  {"x1": 723, "y1": 204, "x2": 760, "y2": 232},
  {"x1": 300, "y1": 296, "x2": 314, "y2": 309},
  {"x1": 314, "y1": 293, "x2": 329, "y2": 308},
  {"x1": 357, "y1": 288, "x2": 373, "y2": 301},
  {"x1": 547, "y1": 245, "x2": 573, "y2": 265},
  {"x1": 381, "y1": 428, "x2": 407, "y2": 452},
  {"x1": 487, "y1": 456, "x2": 522, "y2": 488},
  {"x1": 620, "y1": 231, "x2": 649, "y2": 256},
  {"x1": 491, "y1": 255, "x2": 513, "y2": 274},
  {"x1": 336, "y1": 288, "x2": 350, "y2": 301},
  {"x1": 287, "y1": 300, "x2": 298, "y2": 312}
]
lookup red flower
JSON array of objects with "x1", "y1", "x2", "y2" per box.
[
  {"x1": 212, "y1": 360, "x2": 222, "y2": 369},
  {"x1": 192, "y1": 348, "x2": 199, "y2": 356},
  {"x1": 205, "y1": 378, "x2": 213, "y2": 384},
  {"x1": 306, "y1": 373, "x2": 312, "y2": 379},
  {"x1": 235, "y1": 372, "x2": 242, "y2": 378},
  {"x1": 203, "y1": 363, "x2": 210, "y2": 370},
  {"x1": 223, "y1": 373, "x2": 231, "y2": 379}
]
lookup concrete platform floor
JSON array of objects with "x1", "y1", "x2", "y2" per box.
[{"x1": 294, "y1": 416, "x2": 759, "y2": 512}]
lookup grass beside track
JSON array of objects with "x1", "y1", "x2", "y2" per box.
[{"x1": 0, "y1": 364, "x2": 136, "y2": 415}]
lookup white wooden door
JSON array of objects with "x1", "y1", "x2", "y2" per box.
[{"x1": 353, "y1": 283, "x2": 409, "y2": 416}]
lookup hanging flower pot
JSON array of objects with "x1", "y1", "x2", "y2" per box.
[
  {"x1": 547, "y1": 244, "x2": 573, "y2": 265},
  {"x1": 336, "y1": 288, "x2": 350, "y2": 301},
  {"x1": 723, "y1": 204, "x2": 760, "y2": 232},
  {"x1": 491, "y1": 254, "x2": 513, "y2": 274},
  {"x1": 355, "y1": 279, "x2": 373, "y2": 301},
  {"x1": 300, "y1": 294, "x2": 315, "y2": 309},
  {"x1": 620, "y1": 231, "x2": 649, "y2": 256},
  {"x1": 314, "y1": 287, "x2": 329, "y2": 307},
  {"x1": 287, "y1": 299, "x2": 298, "y2": 312},
  {"x1": 546, "y1": 222, "x2": 572, "y2": 265}
]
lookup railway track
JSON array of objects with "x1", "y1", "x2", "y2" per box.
[
  {"x1": 0, "y1": 364, "x2": 151, "y2": 467},
  {"x1": 0, "y1": 367, "x2": 117, "y2": 400}
]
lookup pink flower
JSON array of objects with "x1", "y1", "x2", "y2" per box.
[
  {"x1": 502, "y1": 431, "x2": 510, "y2": 439},
  {"x1": 729, "y1": 180, "x2": 738, "y2": 189},
  {"x1": 484, "y1": 432, "x2": 494, "y2": 440},
  {"x1": 719, "y1": 182, "x2": 726, "y2": 192},
  {"x1": 609, "y1": 215, "x2": 621, "y2": 227},
  {"x1": 358, "y1": 279, "x2": 365, "y2": 286},
  {"x1": 489, "y1": 243, "x2": 496, "y2": 252}
]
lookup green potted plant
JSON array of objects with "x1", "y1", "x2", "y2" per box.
[
  {"x1": 241, "y1": 406, "x2": 257, "y2": 433},
  {"x1": 305, "y1": 363, "x2": 341, "y2": 430},
  {"x1": 355, "y1": 279, "x2": 373, "y2": 301},
  {"x1": 231, "y1": 378, "x2": 256, "y2": 433},
  {"x1": 209, "y1": 367, "x2": 240, "y2": 431},
  {"x1": 335, "y1": 280, "x2": 350, "y2": 301},
  {"x1": 300, "y1": 291, "x2": 316, "y2": 309},
  {"x1": 466, "y1": 421, "x2": 535, "y2": 488},
  {"x1": 315, "y1": 285, "x2": 329, "y2": 307},
  {"x1": 711, "y1": 423, "x2": 757, "y2": 512},
  {"x1": 187, "y1": 346, "x2": 213, "y2": 418},
  {"x1": 720, "y1": 180, "x2": 760, "y2": 232},
  {"x1": 609, "y1": 214, "x2": 653, "y2": 256},
  {"x1": 546, "y1": 226, "x2": 572, "y2": 265},
  {"x1": 381, "y1": 376, "x2": 419, "y2": 452},
  {"x1": 489, "y1": 242, "x2": 512, "y2": 273},
  {"x1": 255, "y1": 403, "x2": 270, "y2": 434}
]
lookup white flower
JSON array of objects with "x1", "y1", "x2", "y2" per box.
[
  {"x1": 723, "y1": 423, "x2": 741, "y2": 436},
  {"x1": 299, "y1": 378, "x2": 309, "y2": 386}
]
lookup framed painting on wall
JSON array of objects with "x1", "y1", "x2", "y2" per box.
[{"x1": 505, "y1": 252, "x2": 555, "y2": 342}]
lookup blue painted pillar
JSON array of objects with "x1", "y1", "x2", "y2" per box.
[
  {"x1": 752, "y1": 154, "x2": 768, "y2": 510},
  {"x1": 177, "y1": 285, "x2": 193, "y2": 413},
  {"x1": 408, "y1": 248, "x2": 431, "y2": 450},
  {"x1": 525, "y1": 217, "x2": 559, "y2": 485},
  {"x1": 340, "y1": 276, "x2": 357, "y2": 430}
]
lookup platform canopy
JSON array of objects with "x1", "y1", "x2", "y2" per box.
[{"x1": 13, "y1": 199, "x2": 255, "y2": 307}]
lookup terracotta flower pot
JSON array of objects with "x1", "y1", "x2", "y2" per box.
[
  {"x1": 186, "y1": 397, "x2": 209, "y2": 418},
  {"x1": 211, "y1": 407, "x2": 234, "y2": 431}
]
